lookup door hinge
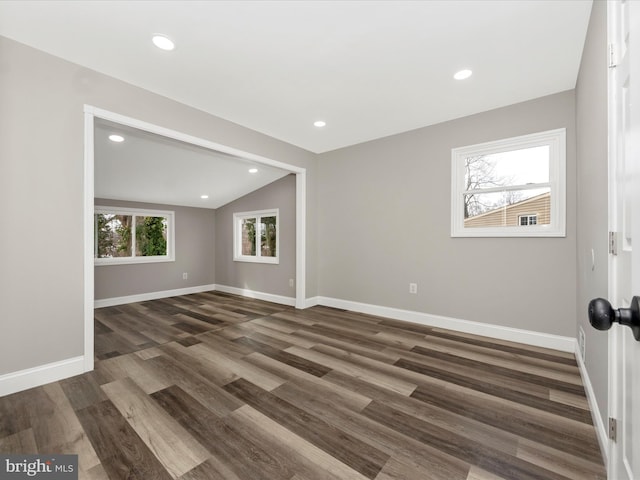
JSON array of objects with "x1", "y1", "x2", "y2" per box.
[
  {"x1": 609, "y1": 231, "x2": 618, "y2": 255},
  {"x1": 609, "y1": 43, "x2": 617, "y2": 68},
  {"x1": 609, "y1": 417, "x2": 617, "y2": 441}
]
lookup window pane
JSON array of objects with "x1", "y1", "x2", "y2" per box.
[
  {"x1": 241, "y1": 218, "x2": 257, "y2": 256},
  {"x1": 135, "y1": 216, "x2": 168, "y2": 256},
  {"x1": 464, "y1": 188, "x2": 550, "y2": 228},
  {"x1": 95, "y1": 214, "x2": 132, "y2": 257},
  {"x1": 465, "y1": 146, "x2": 549, "y2": 191},
  {"x1": 260, "y1": 216, "x2": 277, "y2": 257}
]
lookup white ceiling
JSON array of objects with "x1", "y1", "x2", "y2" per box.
[
  {"x1": 0, "y1": 0, "x2": 592, "y2": 154},
  {"x1": 94, "y1": 119, "x2": 290, "y2": 209}
]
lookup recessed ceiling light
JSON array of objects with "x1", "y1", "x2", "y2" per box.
[
  {"x1": 314, "y1": 120, "x2": 326, "y2": 127},
  {"x1": 200, "y1": 194, "x2": 209, "y2": 199},
  {"x1": 454, "y1": 69, "x2": 473, "y2": 80},
  {"x1": 248, "y1": 168, "x2": 258, "y2": 174},
  {"x1": 152, "y1": 34, "x2": 175, "y2": 51},
  {"x1": 108, "y1": 134, "x2": 124, "y2": 143}
]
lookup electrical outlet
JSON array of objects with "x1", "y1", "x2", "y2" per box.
[
  {"x1": 409, "y1": 283, "x2": 418, "y2": 294},
  {"x1": 289, "y1": 278, "x2": 294, "y2": 288},
  {"x1": 578, "y1": 326, "x2": 586, "y2": 361},
  {"x1": 182, "y1": 272, "x2": 188, "y2": 280}
]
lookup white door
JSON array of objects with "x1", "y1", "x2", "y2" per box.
[{"x1": 608, "y1": 1, "x2": 640, "y2": 479}]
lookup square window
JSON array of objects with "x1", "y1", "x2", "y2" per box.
[
  {"x1": 233, "y1": 209, "x2": 279, "y2": 264},
  {"x1": 451, "y1": 129, "x2": 566, "y2": 237}
]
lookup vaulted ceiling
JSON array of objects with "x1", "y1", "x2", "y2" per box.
[
  {"x1": 94, "y1": 119, "x2": 291, "y2": 209},
  {"x1": 0, "y1": 1, "x2": 592, "y2": 154}
]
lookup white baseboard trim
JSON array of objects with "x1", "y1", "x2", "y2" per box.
[
  {"x1": 575, "y1": 345, "x2": 609, "y2": 467},
  {"x1": 315, "y1": 296, "x2": 576, "y2": 353},
  {"x1": 303, "y1": 296, "x2": 320, "y2": 309},
  {"x1": 95, "y1": 284, "x2": 217, "y2": 308},
  {"x1": 214, "y1": 284, "x2": 296, "y2": 307},
  {"x1": 95, "y1": 283, "x2": 297, "y2": 309},
  {"x1": 0, "y1": 356, "x2": 85, "y2": 397}
]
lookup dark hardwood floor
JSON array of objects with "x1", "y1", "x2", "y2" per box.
[{"x1": 0, "y1": 291, "x2": 606, "y2": 479}]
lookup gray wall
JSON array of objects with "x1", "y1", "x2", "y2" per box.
[
  {"x1": 0, "y1": 36, "x2": 317, "y2": 375},
  {"x1": 317, "y1": 90, "x2": 577, "y2": 336},
  {"x1": 94, "y1": 199, "x2": 215, "y2": 300},
  {"x1": 576, "y1": 0, "x2": 609, "y2": 428},
  {"x1": 1, "y1": 19, "x2": 608, "y2": 396},
  {"x1": 215, "y1": 174, "x2": 296, "y2": 298}
]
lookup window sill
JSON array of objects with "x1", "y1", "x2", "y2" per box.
[
  {"x1": 451, "y1": 226, "x2": 566, "y2": 238},
  {"x1": 233, "y1": 256, "x2": 279, "y2": 265},
  {"x1": 95, "y1": 256, "x2": 175, "y2": 266}
]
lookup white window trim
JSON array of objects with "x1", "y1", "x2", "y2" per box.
[
  {"x1": 451, "y1": 128, "x2": 566, "y2": 238},
  {"x1": 94, "y1": 206, "x2": 175, "y2": 265},
  {"x1": 233, "y1": 208, "x2": 280, "y2": 264}
]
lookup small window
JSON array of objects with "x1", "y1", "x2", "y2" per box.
[
  {"x1": 519, "y1": 214, "x2": 538, "y2": 226},
  {"x1": 233, "y1": 209, "x2": 279, "y2": 264},
  {"x1": 451, "y1": 128, "x2": 566, "y2": 237},
  {"x1": 95, "y1": 206, "x2": 174, "y2": 265}
]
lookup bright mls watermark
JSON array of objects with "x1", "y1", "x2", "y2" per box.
[{"x1": 0, "y1": 455, "x2": 77, "y2": 479}]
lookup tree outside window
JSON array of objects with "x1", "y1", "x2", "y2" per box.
[
  {"x1": 451, "y1": 128, "x2": 565, "y2": 237},
  {"x1": 95, "y1": 207, "x2": 174, "y2": 265}
]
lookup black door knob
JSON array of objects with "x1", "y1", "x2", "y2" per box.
[{"x1": 588, "y1": 296, "x2": 640, "y2": 341}]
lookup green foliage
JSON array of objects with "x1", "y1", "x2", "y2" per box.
[
  {"x1": 95, "y1": 213, "x2": 166, "y2": 258},
  {"x1": 95, "y1": 214, "x2": 131, "y2": 257},
  {"x1": 261, "y1": 216, "x2": 277, "y2": 256},
  {"x1": 95, "y1": 214, "x2": 113, "y2": 257},
  {"x1": 136, "y1": 216, "x2": 167, "y2": 256},
  {"x1": 116, "y1": 215, "x2": 132, "y2": 254},
  {"x1": 244, "y1": 219, "x2": 257, "y2": 256}
]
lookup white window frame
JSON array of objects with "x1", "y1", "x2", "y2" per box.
[
  {"x1": 233, "y1": 208, "x2": 280, "y2": 264},
  {"x1": 451, "y1": 128, "x2": 566, "y2": 237},
  {"x1": 94, "y1": 206, "x2": 175, "y2": 265}
]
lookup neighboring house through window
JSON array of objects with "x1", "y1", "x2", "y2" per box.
[
  {"x1": 233, "y1": 209, "x2": 279, "y2": 264},
  {"x1": 451, "y1": 128, "x2": 566, "y2": 237},
  {"x1": 95, "y1": 206, "x2": 175, "y2": 265}
]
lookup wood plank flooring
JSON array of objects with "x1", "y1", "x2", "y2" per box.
[{"x1": 0, "y1": 291, "x2": 606, "y2": 479}]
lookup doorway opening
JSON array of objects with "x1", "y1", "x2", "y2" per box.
[{"x1": 83, "y1": 105, "x2": 307, "y2": 371}]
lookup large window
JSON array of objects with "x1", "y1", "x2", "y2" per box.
[
  {"x1": 451, "y1": 128, "x2": 566, "y2": 237},
  {"x1": 94, "y1": 206, "x2": 175, "y2": 265},
  {"x1": 233, "y1": 209, "x2": 279, "y2": 264}
]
